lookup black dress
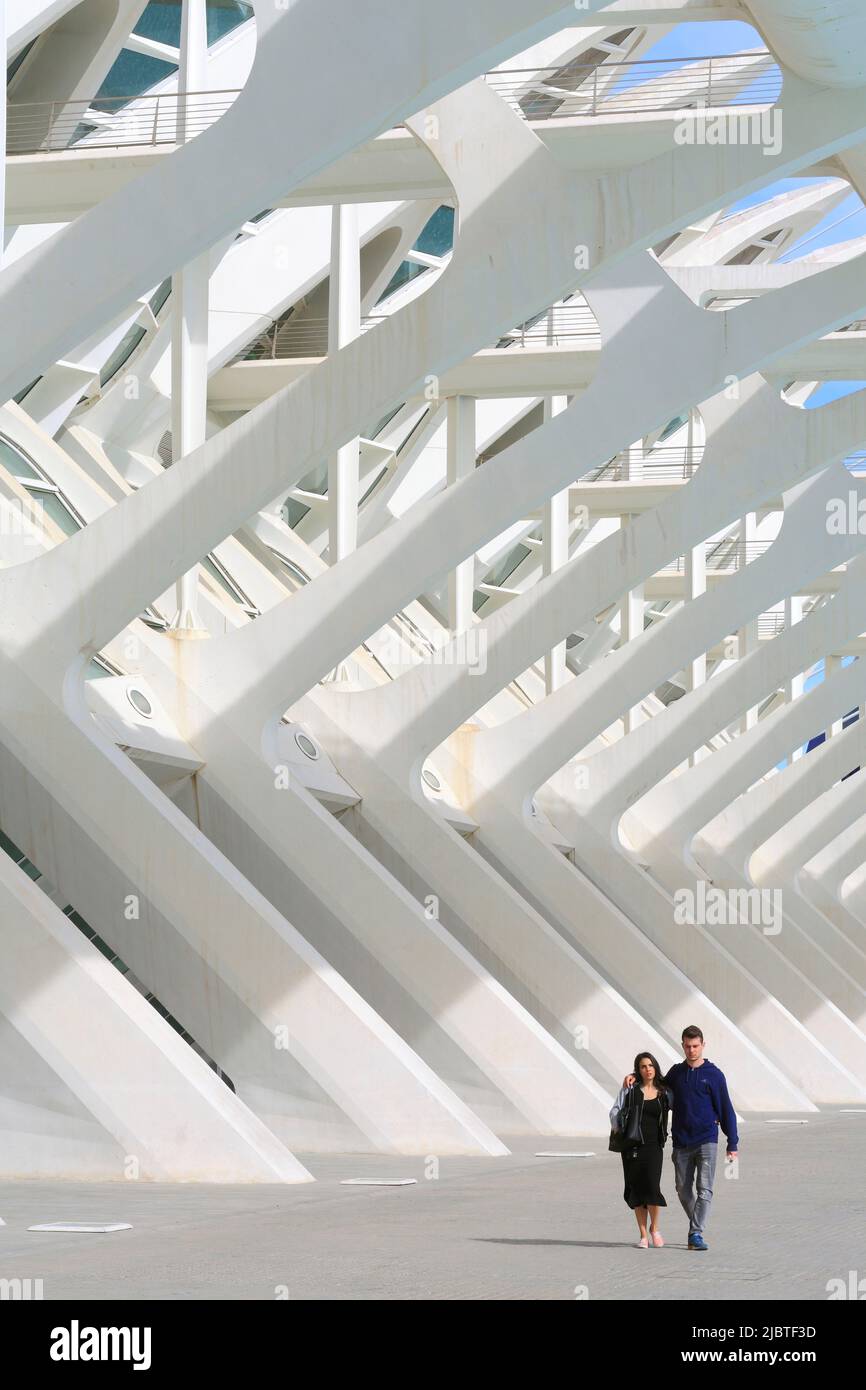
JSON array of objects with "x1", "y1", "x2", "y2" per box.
[{"x1": 621, "y1": 1095, "x2": 667, "y2": 1209}]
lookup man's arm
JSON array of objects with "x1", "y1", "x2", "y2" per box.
[{"x1": 714, "y1": 1072, "x2": 739, "y2": 1154}]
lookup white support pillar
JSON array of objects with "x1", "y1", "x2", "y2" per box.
[
  {"x1": 784, "y1": 593, "x2": 806, "y2": 763},
  {"x1": 684, "y1": 538, "x2": 707, "y2": 765},
  {"x1": 623, "y1": 439, "x2": 644, "y2": 482},
  {"x1": 619, "y1": 515, "x2": 644, "y2": 734},
  {"x1": 738, "y1": 512, "x2": 759, "y2": 731},
  {"x1": 328, "y1": 203, "x2": 361, "y2": 563},
  {"x1": 826, "y1": 653, "x2": 844, "y2": 738},
  {"x1": 171, "y1": 0, "x2": 209, "y2": 633},
  {"x1": 446, "y1": 395, "x2": 476, "y2": 634},
  {"x1": 543, "y1": 394, "x2": 568, "y2": 692}
]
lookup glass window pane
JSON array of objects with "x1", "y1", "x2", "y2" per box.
[
  {"x1": 413, "y1": 205, "x2": 455, "y2": 257},
  {"x1": 29, "y1": 488, "x2": 82, "y2": 536},
  {"x1": 99, "y1": 324, "x2": 147, "y2": 387},
  {"x1": 0, "y1": 436, "x2": 42, "y2": 480}
]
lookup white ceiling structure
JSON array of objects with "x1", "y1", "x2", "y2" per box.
[{"x1": 1, "y1": 0, "x2": 866, "y2": 1179}]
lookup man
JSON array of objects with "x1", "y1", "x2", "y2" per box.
[{"x1": 623, "y1": 1026, "x2": 738, "y2": 1251}]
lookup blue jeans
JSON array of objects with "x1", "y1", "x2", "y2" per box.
[{"x1": 672, "y1": 1142, "x2": 717, "y2": 1237}]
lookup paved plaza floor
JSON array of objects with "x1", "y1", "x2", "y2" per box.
[{"x1": 1, "y1": 1109, "x2": 862, "y2": 1300}]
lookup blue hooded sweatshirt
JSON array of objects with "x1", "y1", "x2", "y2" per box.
[{"x1": 662, "y1": 1059, "x2": 739, "y2": 1151}]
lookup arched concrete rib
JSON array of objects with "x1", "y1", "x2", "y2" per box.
[
  {"x1": 0, "y1": 80, "x2": 627, "y2": 1146},
  {"x1": 574, "y1": 590, "x2": 866, "y2": 837},
  {"x1": 746, "y1": 0, "x2": 866, "y2": 88},
  {"x1": 304, "y1": 354, "x2": 866, "y2": 788},
  {"x1": 802, "y1": 816, "x2": 866, "y2": 932},
  {"x1": 459, "y1": 543, "x2": 866, "y2": 1099},
  {"x1": 466, "y1": 454, "x2": 866, "y2": 803},
  {"x1": 620, "y1": 651, "x2": 866, "y2": 1051},
  {"x1": 755, "y1": 772, "x2": 866, "y2": 954},
  {"x1": 0, "y1": 656, "x2": 508, "y2": 1157},
  {"x1": 162, "y1": 273, "x2": 866, "y2": 1114},
  {"x1": 622, "y1": 661, "x2": 866, "y2": 1023},
  {"x1": 114, "y1": 280, "x2": 866, "y2": 1115},
  {"x1": 296, "y1": 679, "x2": 804, "y2": 1111},
  {"x1": 0, "y1": 851, "x2": 312, "y2": 1182},
  {"x1": 170, "y1": 107, "x2": 866, "y2": 730},
  {"x1": 634, "y1": 643, "x2": 866, "y2": 886},
  {"x1": 5, "y1": 46, "x2": 866, "y2": 1139},
  {"x1": 838, "y1": 842, "x2": 866, "y2": 922},
  {"x1": 696, "y1": 720, "x2": 866, "y2": 889},
  {"x1": 700, "y1": 732, "x2": 866, "y2": 986},
  {"x1": 128, "y1": 674, "x2": 625, "y2": 1136},
  {"x1": 9, "y1": 65, "x2": 866, "y2": 692},
  {"x1": 0, "y1": 0, "x2": 593, "y2": 404}
]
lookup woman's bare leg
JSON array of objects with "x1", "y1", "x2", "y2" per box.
[{"x1": 648, "y1": 1205, "x2": 664, "y2": 1245}]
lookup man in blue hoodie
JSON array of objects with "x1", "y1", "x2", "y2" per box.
[{"x1": 623, "y1": 1025, "x2": 738, "y2": 1251}]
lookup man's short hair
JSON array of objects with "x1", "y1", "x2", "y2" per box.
[{"x1": 682, "y1": 1025, "x2": 704, "y2": 1042}]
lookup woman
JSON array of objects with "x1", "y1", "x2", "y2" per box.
[{"x1": 610, "y1": 1052, "x2": 671, "y2": 1248}]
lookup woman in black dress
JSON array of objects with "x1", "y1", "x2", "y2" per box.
[{"x1": 611, "y1": 1052, "x2": 670, "y2": 1247}]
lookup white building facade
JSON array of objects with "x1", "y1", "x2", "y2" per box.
[{"x1": 1, "y1": 0, "x2": 866, "y2": 1179}]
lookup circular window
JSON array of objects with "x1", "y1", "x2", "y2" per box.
[
  {"x1": 127, "y1": 687, "x2": 153, "y2": 719},
  {"x1": 421, "y1": 767, "x2": 441, "y2": 793},
  {"x1": 294, "y1": 731, "x2": 319, "y2": 760}
]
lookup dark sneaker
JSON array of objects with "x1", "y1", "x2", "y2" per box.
[{"x1": 688, "y1": 1233, "x2": 708, "y2": 1251}]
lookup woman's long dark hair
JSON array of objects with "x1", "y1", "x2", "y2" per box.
[{"x1": 633, "y1": 1052, "x2": 669, "y2": 1092}]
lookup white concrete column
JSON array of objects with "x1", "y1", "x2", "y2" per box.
[
  {"x1": 826, "y1": 654, "x2": 844, "y2": 738},
  {"x1": 328, "y1": 203, "x2": 361, "y2": 562},
  {"x1": 175, "y1": 0, "x2": 208, "y2": 144},
  {"x1": 784, "y1": 593, "x2": 806, "y2": 763},
  {"x1": 542, "y1": 394, "x2": 568, "y2": 691},
  {"x1": 171, "y1": 0, "x2": 209, "y2": 632},
  {"x1": 738, "y1": 512, "x2": 759, "y2": 731},
  {"x1": 684, "y1": 538, "x2": 707, "y2": 766},
  {"x1": 619, "y1": 517, "x2": 644, "y2": 734},
  {"x1": 446, "y1": 394, "x2": 476, "y2": 633},
  {"x1": 684, "y1": 542, "x2": 707, "y2": 690},
  {"x1": 623, "y1": 439, "x2": 644, "y2": 481}
]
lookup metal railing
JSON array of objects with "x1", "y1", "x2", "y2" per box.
[
  {"x1": 6, "y1": 89, "x2": 240, "y2": 155},
  {"x1": 661, "y1": 540, "x2": 774, "y2": 574},
  {"x1": 758, "y1": 612, "x2": 786, "y2": 639},
  {"x1": 485, "y1": 50, "x2": 780, "y2": 122},
  {"x1": 584, "y1": 446, "x2": 705, "y2": 482},
  {"x1": 496, "y1": 304, "x2": 599, "y2": 348},
  {"x1": 7, "y1": 50, "x2": 781, "y2": 157},
  {"x1": 234, "y1": 302, "x2": 598, "y2": 364},
  {"x1": 236, "y1": 314, "x2": 388, "y2": 362}
]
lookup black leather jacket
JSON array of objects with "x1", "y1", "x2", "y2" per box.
[{"x1": 616, "y1": 1084, "x2": 671, "y2": 1148}]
